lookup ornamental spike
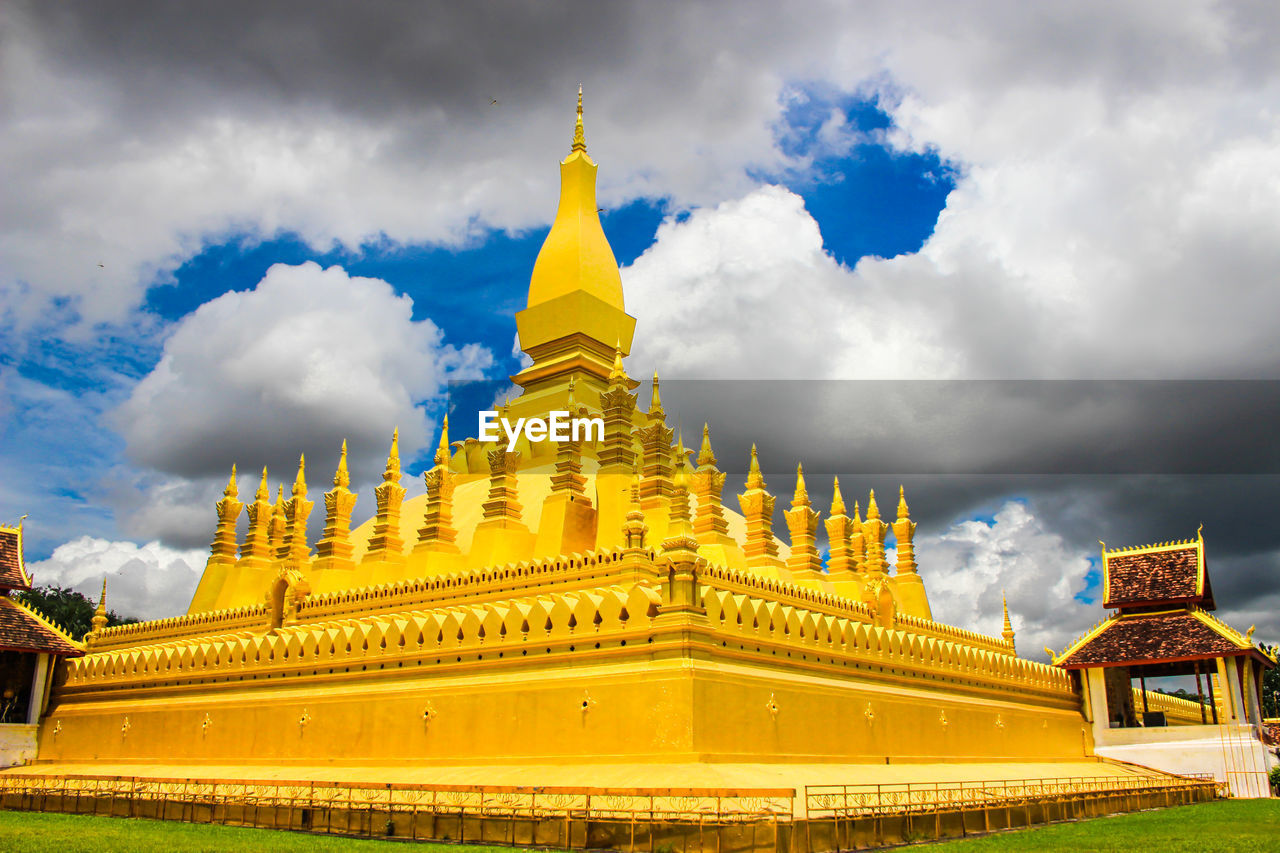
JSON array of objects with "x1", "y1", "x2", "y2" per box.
[
  {"x1": 334, "y1": 440, "x2": 350, "y2": 488},
  {"x1": 255, "y1": 466, "x2": 270, "y2": 502},
  {"x1": 224, "y1": 464, "x2": 238, "y2": 499},
  {"x1": 384, "y1": 427, "x2": 401, "y2": 482},
  {"x1": 897, "y1": 485, "x2": 909, "y2": 520},
  {"x1": 91, "y1": 576, "x2": 108, "y2": 633},
  {"x1": 866, "y1": 489, "x2": 880, "y2": 520},
  {"x1": 697, "y1": 423, "x2": 716, "y2": 467},
  {"x1": 571, "y1": 84, "x2": 586, "y2": 153},
  {"x1": 746, "y1": 444, "x2": 765, "y2": 490},
  {"x1": 435, "y1": 416, "x2": 451, "y2": 466},
  {"x1": 831, "y1": 476, "x2": 846, "y2": 516},
  {"x1": 792, "y1": 463, "x2": 809, "y2": 507},
  {"x1": 292, "y1": 454, "x2": 307, "y2": 496},
  {"x1": 609, "y1": 339, "x2": 627, "y2": 382}
]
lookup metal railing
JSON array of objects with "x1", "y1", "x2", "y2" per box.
[
  {"x1": 805, "y1": 773, "x2": 1221, "y2": 850},
  {"x1": 0, "y1": 770, "x2": 1221, "y2": 852}
]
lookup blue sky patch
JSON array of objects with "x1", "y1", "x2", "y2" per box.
[{"x1": 768, "y1": 86, "x2": 957, "y2": 267}]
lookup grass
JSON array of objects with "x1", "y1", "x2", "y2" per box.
[
  {"x1": 917, "y1": 799, "x2": 1280, "y2": 851},
  {"x1": 0, "y1": 809, "x2": 517, "y2": 853},
  {"x1": 3, "y1": 801, "x2": 1279, "y2": 852}
]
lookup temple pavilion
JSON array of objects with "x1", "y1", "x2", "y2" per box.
[
  {"x1": 1055, "y1": 532, "x2": 1274, "y2": 796},
  {"x1": 14, "y1": 92, "x2": 1209, "y2": 795},
  {"x1": 0, "y1": 523, "x2": 82, "y2": 767}
]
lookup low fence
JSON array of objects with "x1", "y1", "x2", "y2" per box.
[
  {"x1": 804, "y1": 773, "x2": 1223, "y2": 850},
  {"x1": 0, "y1": 771, "x2": 1220, "y2": 851}
]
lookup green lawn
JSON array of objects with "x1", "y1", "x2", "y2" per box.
[
  {"x1": 3, "y1": 801, "x2": 1279, "y2": 852},
  {"x1": 918, "y1": 799, "x2": 1280, "y2": 852},
  {"x1": 0, "y1": 810, "x2": 512, "y2": 853}
]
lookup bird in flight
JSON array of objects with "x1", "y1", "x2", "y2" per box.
[{"x1": 490, "y1": 98, "x2": 499, "y2": 106}]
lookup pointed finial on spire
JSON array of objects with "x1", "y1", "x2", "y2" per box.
[
  {"x1": 746, "y1": 444, "x2": 766, "y2": 490},
  {"x1": 651, "y1": 370, "x2": 662, "y2": 411},
  {"x1": 91, "y1": 576, "x2": 109, "y2": 633},
  {"x1": 571, "y1": 85, "x2": 587, "y2": 153},
  {"x1": 792, "y1": 463, "x2": 809, "y2": 507},
  {"x1": 435, "y1": 416, "x2": 451, "y2": 466},
  {"x1": 292, "y1": 454, "x2": 307, "y2": 496},
  {"x1": 866, "y1": 489, "x2": 880, "y2": 519},
  {"x1": 897, "y1": 485, "x2": 909, "y2": 519},
  {"x1": 384, "y1": 428, "x2": 401, "y2": 482},
  {"x1": 334, "y1": 440, "x2": 350, "y2": 488},
  {"x1": 1002, "y1": 590, "x2": 1016, "y2": 647},
  {"x1": 697, "y1": 423, "x2": 716, "y2": 467},
  {"x1": 224, "y1": 464, "x2": 238, "y2": 498},
  {"x1": 852, "y1": 499, "x2": 862, "y2": 523},
  {"x1": 674, "y1": 437, "x2": 689, "y2": 491},
  {"x1": 609, "y1": 339, "x2": 627, "y2": 382},
  {"x1": 255, "y1": 467, "x2": 270, "y2": 502},
  {"x1": 567, "y1": 376, "x2": 577, "y2": 411},
  {"x1": 276, "y1": 483, "x2": 285, "y2": 506},
  {"x1": 831, "y1": 476, "x2": 846, "y2": 516}
]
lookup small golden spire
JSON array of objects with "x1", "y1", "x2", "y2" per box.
[
  {"x1": 746, "y1": 444, "x2": 766, "y2": 490},
  {"x1": 255, "y1": 467, "x2": 270, "y2": 502},
  {"x1": 650, "y1": 370, "x2": 663, "y2": 415},
  {"x1": 571, "y1": 84, "x2": 586, "y2": 153},
  {"x1": 897, "y1": 485, "x2": 909, "y2": 519},
  {"x1": 792, "y1": 463, "x2": 809, "y2": 507},
  {"x1": 866, "y1": 489, "x2": 880, "y2": 520},
  {"x1": 852, "y1": 499, "x2": 862, "y2": 524},
  {"x1": 224, "y1": 464, "x2": 238, "y2": 498},
  {"x1": 1002, "y1": 590, "x2": 1016, "y2": 647},
  {"x1": 90, "y1": 577, "x2": 108, "y2": 633},
  {"x1": 334, "y1": 440, "x2": 350, "y2": 488},
  {"x1": 567, "y1": 377, "x2": 577, "y2": 411},
  {"x1": 697, "y1": 423, "x2": 716, "y2": 467},
  {"x1": 384, "y1": 428, "x2": 401, "y2": 482},
  {"x1": 292, "y1": 454, "x2": 307, "y2": 496},
  {"x1": 629, "y1": 464, "x2": 642, "y2": 509},
  {"x1": 831, "y1": 476, "x2": 846, "y2": 516},
  {"x1": 275, "y1": 484, "x2": 285, "y2": 510},
  {"x1": 435, "y1": 416, "x2": 451, "y2": 466},
  {"x1": 609, "y1": 340, "x2": 627, "y2": 382}
]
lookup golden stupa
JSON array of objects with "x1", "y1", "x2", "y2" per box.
[{"x1": 28, "y1": 91, "x2": 1150, "y2": 793}]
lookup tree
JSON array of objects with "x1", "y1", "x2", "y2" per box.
[
  {"x1": 1260, "y1": 642, "x2": 1280, "y2": 719},
  {"x1": 13, "y1": 585, "x2": 138, "y2": 642}
]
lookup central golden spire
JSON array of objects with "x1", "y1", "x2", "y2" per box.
[
  {"x1": 525, "y1": 87, "x2": 622, "y2": 310},
  {"x1": 514, "y1": 87, "x2": 636, "y2": 394}
]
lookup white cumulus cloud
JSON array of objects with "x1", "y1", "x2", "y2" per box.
[
  {"x1": 114, "y1": 261, "x2": 492, "y2": 480},
  {"x1": 918, "y1": 501, "x2": 1097, "y2": 661},
  {"x1": 27, "y1": 537, "x2": 206, "y2": 622}
]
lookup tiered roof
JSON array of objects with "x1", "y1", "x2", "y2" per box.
[
  {"x1": 1055, "y1": 530, "x2": 1265, "y2": 671},
  {"x1": 0, "y1": 523, "x2": 83, "y2": 658},
  {"x1": 1102, "y1": 533, "x2": 1213, "y2": 609},
  {"x1": 1055, "y1": 607, "x2": 1259, "y2": 669},
  {"x1": 0, "y1": 523, "x2": 33, "y2": 591}
]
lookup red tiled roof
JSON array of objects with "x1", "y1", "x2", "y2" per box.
[
  {"x1": 0, "y1": 597, "x2": 82, "y2": 656},
  {"x1": 0, "y1": 527, "x2": 32, "y2": 591},
  {"x1": 1104, "y1": 542, "x2": 1209, "y2": 608},
  {"x1": 1058, "y1": 609, "x2": 1246, "y2": 669}
]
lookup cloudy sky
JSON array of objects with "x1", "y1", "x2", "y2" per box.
[{"x1": 3, "y1": 1, "x2": 1279, "y2": 661}]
